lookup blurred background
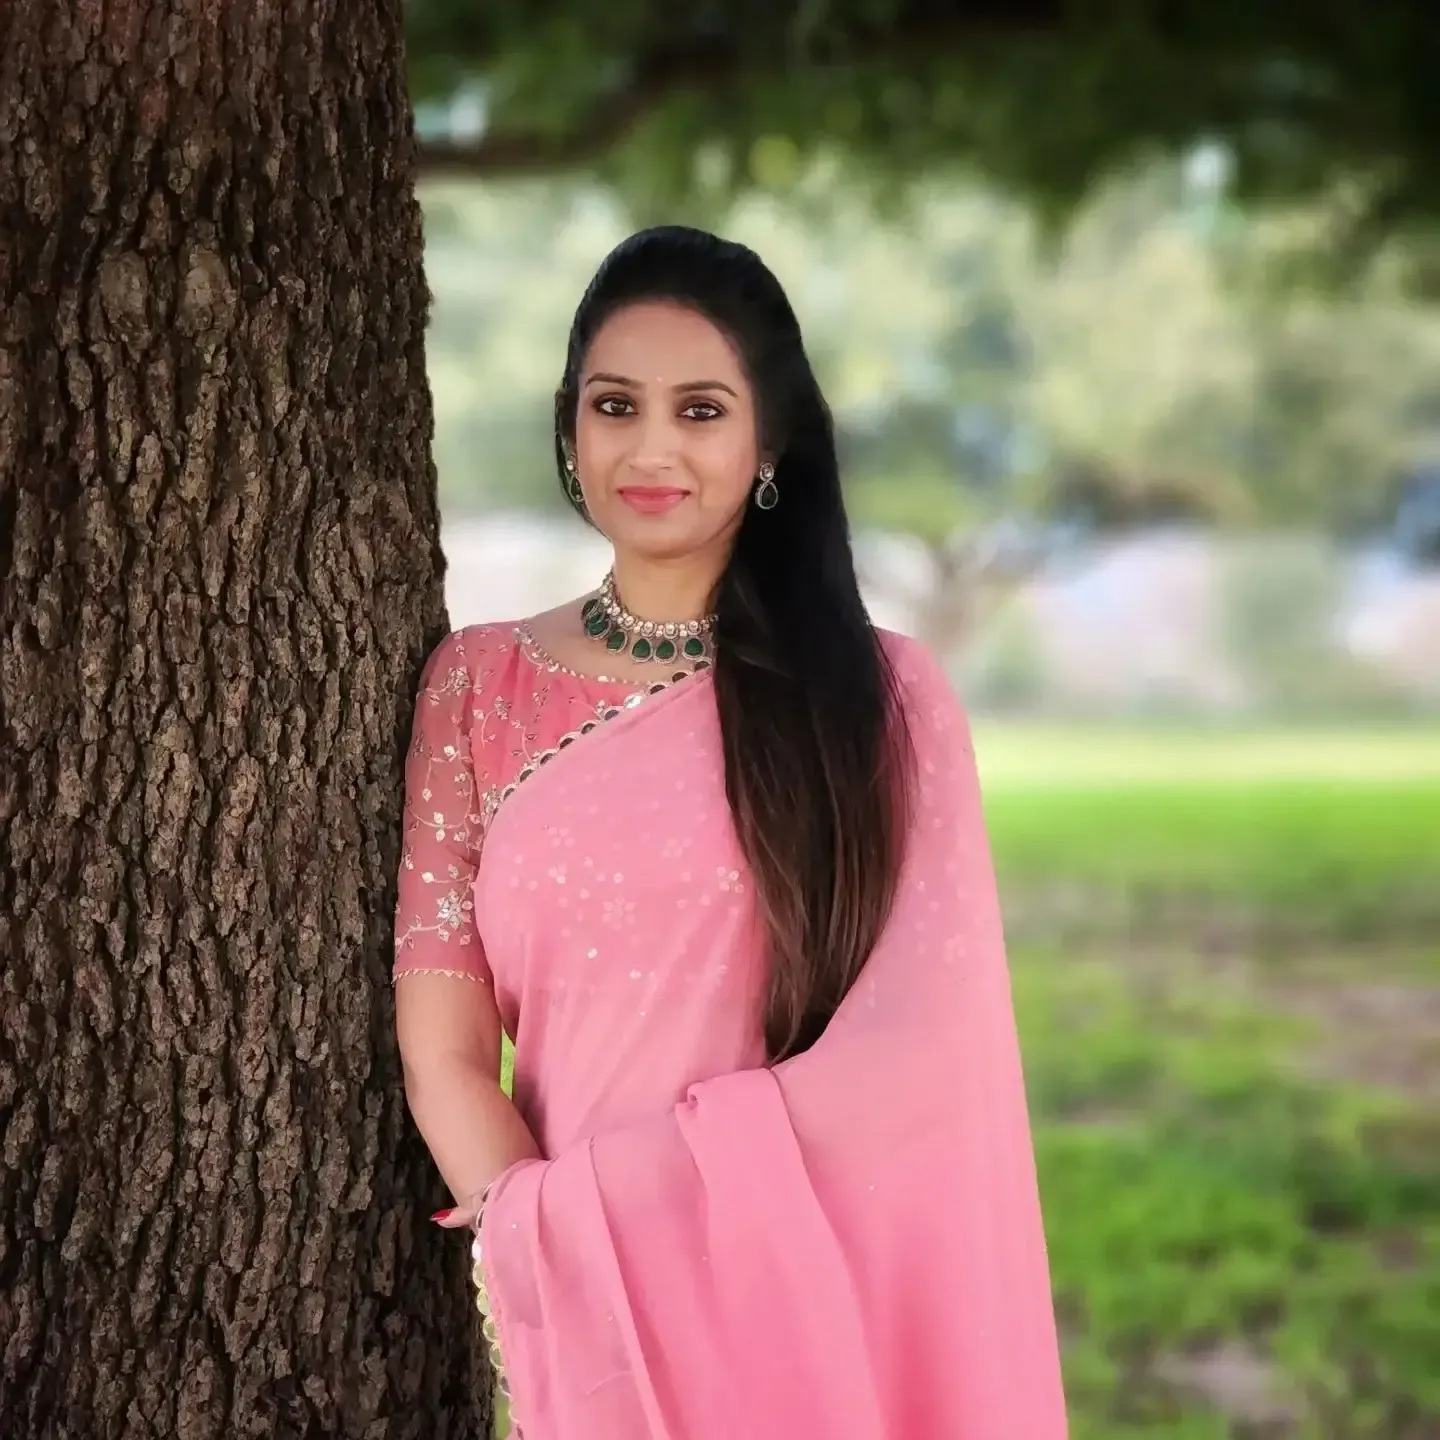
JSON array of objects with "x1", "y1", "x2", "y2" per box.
[{"x1": 407, "y1": 6, "x2": 1438, "y2": 1436}]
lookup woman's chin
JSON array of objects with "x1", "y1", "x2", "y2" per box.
[
  {"x1": 605, "y1": 514, "x2": 708, "y2": 562},
  {"x1": 624, "y1": 536, "x2": 703, "y2": 565}
]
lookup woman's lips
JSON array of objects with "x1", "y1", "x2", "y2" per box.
[{"x1": 618, "y1": 486, "x2": 689, "y2": 515}]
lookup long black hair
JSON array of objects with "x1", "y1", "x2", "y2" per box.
[{"x1": 554, "y1": 226, "x2": 913, "y2": 1062}]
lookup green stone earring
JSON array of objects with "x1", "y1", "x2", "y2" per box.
[
  {"x1": 564, "y1": 452, "x2": 585, "y2": 509},
  {"x1": 754, "y1": 461, "x2": 779, "y2": 510}
]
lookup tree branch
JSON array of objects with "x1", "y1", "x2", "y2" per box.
[
  {"x1": 416, "y1": 90, "x2": 693, "y2": 180},
  {"x1": 412, "y1": 8, "x2": 1067, "y2": 179},
  {"x1": 416, "y1": 32, "x2": 749, "y2": 179}
]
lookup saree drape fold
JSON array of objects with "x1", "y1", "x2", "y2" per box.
[{"x1": 465, "y1": 633, "x2": 1067, "y2": 1439}]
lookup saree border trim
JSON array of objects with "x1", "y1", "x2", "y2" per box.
[{"x1": 480, "y1": 645, "x2": 698, "y2": 836}]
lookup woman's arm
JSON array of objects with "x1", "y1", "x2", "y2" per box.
[
  {"x1": 396, "y1": 976, "x2": 540, "y2": 1214},
  {"x1": 392, "y1": 628, "x2": 542, "y2": 1223}
]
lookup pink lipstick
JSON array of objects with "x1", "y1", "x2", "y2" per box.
[{"x1": 618, "y1": 487, "x2": 689, "y2": 515}]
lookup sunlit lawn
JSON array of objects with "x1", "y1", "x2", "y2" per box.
[
  {"x1": 491, "y1": 725, "x2": 1440, "y2": 1438},
  {"x1": 973, "y1": 721, "x2": 1440, "y2": 787},
  {"x1": 1018, "y1": 942, "x2": 1438, "y2": 1438},
  {"x1": 980, "y1": 722, "x2": 1440, "y2": 1436},
  {"x1": 975, "y1": 722, "x2": 1440, "y2": 942}
]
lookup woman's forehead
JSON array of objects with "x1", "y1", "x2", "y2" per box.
[{"x1": 584, "y1": 301, "x2": 747, "y2": 387}]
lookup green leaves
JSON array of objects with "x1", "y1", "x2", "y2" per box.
[{"x1": 404, "y1": 1, "x2": 1440, "y2": 236}]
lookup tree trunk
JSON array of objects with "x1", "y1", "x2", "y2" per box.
[{"x1": 0, "y1": 4, "x2": 483, "y2": 1436}]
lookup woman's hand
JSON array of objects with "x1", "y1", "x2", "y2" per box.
[{"x1": 432, "y1": 1188, "x2": 489, "y2": 1230}]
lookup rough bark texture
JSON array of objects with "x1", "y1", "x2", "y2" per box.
[{"x1": 0, "y1": 3, "x2": 481, "y2": 1436}]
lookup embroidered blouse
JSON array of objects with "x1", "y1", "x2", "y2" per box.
[{"x1": 394, "y1": 622, "x2": 666, "y2": 988}]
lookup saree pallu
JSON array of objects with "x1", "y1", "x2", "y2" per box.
[{"x1": 474, "y1": 635, "x2": 1068, "y2": 1439}]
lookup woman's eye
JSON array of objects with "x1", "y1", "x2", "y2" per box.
[{"x1": 593, "y1": 396, "x2": 723, "y2": 420}]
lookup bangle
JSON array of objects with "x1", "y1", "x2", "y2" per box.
[
  {"x1": 468, "y1": 1182, "x2": 494, "y2": 1238},
  {"x1": 467, "y1": 1185, "x2": 509, "y2": 1398},
  {"x1": 467, "y1": 1181, "x2": 493, "y2": 1297}
]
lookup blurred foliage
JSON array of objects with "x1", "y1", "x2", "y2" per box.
[
  {"x1": 423, "y1": 167, "x2": 1440, "y2": 541},
  {"x1": 405, "y1": 0, "x2": 1440, "y2": 266},
  {"x1": 1218, "y1": 538, "x2": 1377, "y2": 716}
]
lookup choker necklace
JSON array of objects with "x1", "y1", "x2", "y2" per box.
[{"x1": 581, "y1": 571, "x2": 716, "y2": 667}]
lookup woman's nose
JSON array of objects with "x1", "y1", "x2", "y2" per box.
[{"x1": 629, "y1": 411, "x2": 684, "y2": 471}]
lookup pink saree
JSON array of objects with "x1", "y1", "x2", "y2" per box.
[{"x1": 396, "y1": 624, "x2": 1067, "y2": 1439}]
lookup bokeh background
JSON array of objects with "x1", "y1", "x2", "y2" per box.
[{"x1": 407, "y1": 8, "x2": 1439, "y2": 1436}]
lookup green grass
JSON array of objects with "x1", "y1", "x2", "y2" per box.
[
  {"x1": 1015, "y1": 946, "x2": 1439, "y2": 1437},
  {"x1": 972, "y1": 722, "x2": 1440, "y2": 788},
  {"x1": 988, "y1": 783, "x2": 1440, "y2": 936},
  {"x1": 975, "y1": 723, "x2": 1440, "y2": 939},
  {"x1": 978, "y1": 724, "x2": 1440, "y2": 1436}
]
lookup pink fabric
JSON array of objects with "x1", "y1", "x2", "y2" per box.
[{"x1": 396, "y1": 624, "x2": 1067, "y2": 1439}]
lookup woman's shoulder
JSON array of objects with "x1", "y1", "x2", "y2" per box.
[
  {"x1": 426, "y1": 619, "x2": 525, "y2": 666},
  {"x1": 875, "y1": 627, "x2": 951, "y2": 695},
  {"x1": 874, "y1": 627, "x2": 973, "y2": 747},
  {"x1": 420, "y1": 620, "x2": 535, "y2": 700}
]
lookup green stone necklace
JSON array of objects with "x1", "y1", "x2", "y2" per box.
[{"x1": 581, "y1": 570, "x2": 716, "y2": 667}]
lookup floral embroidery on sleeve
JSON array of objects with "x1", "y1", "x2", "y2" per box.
[{"x1": 393, "y1": 638, "x2": 490, "y2": 982}]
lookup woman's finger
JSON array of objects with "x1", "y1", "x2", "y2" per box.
[{"x1": 431, "y1": 1205, "x2": 476, "y2": 1229}]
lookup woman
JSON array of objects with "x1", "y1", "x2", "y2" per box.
[{"x1": 394, "y1": 226, "x2": 1068, "y2": 1439}]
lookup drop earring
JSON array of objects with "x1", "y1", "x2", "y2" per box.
[
  {"x1": 564, "y1": 451, "x2": 586, "y2": 510},
  {"x1": 753, "y1": 461, "x2": 778, "y2": 510}
]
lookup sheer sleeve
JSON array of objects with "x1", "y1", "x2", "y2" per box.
[{"x1": 393, "y1": 630, "x2": 491, "y2": 984}]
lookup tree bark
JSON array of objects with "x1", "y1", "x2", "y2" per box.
[{"x1": 0, "y1": 4, "x2": 482, "y2": 1436}]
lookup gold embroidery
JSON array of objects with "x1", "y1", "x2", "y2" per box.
[
  {"x1": 393, "y1": 967, "x2": 489, "y2": 985},
  {"x1": 395, "y1": 622, "x2": 694, "y2": 976},
  {"x1": 486, "y1": 674, "x2": 678, "y2": 828}
]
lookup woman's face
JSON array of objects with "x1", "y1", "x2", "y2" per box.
[{"x1": 571, "y1": 300, "x2": 763, "y2": 565}]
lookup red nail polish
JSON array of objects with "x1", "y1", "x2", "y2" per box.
[{"x1": 431, "y1": 1209, "x2": 454, "y2": 1223}]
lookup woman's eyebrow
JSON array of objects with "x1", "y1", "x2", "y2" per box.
[{"x1": 584, "y1": 372, "x2": 738, "y2": 398}]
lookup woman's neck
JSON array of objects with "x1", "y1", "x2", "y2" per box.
[{"x1": 609, "y1": 552, "x2": 723, "y2": 623}]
